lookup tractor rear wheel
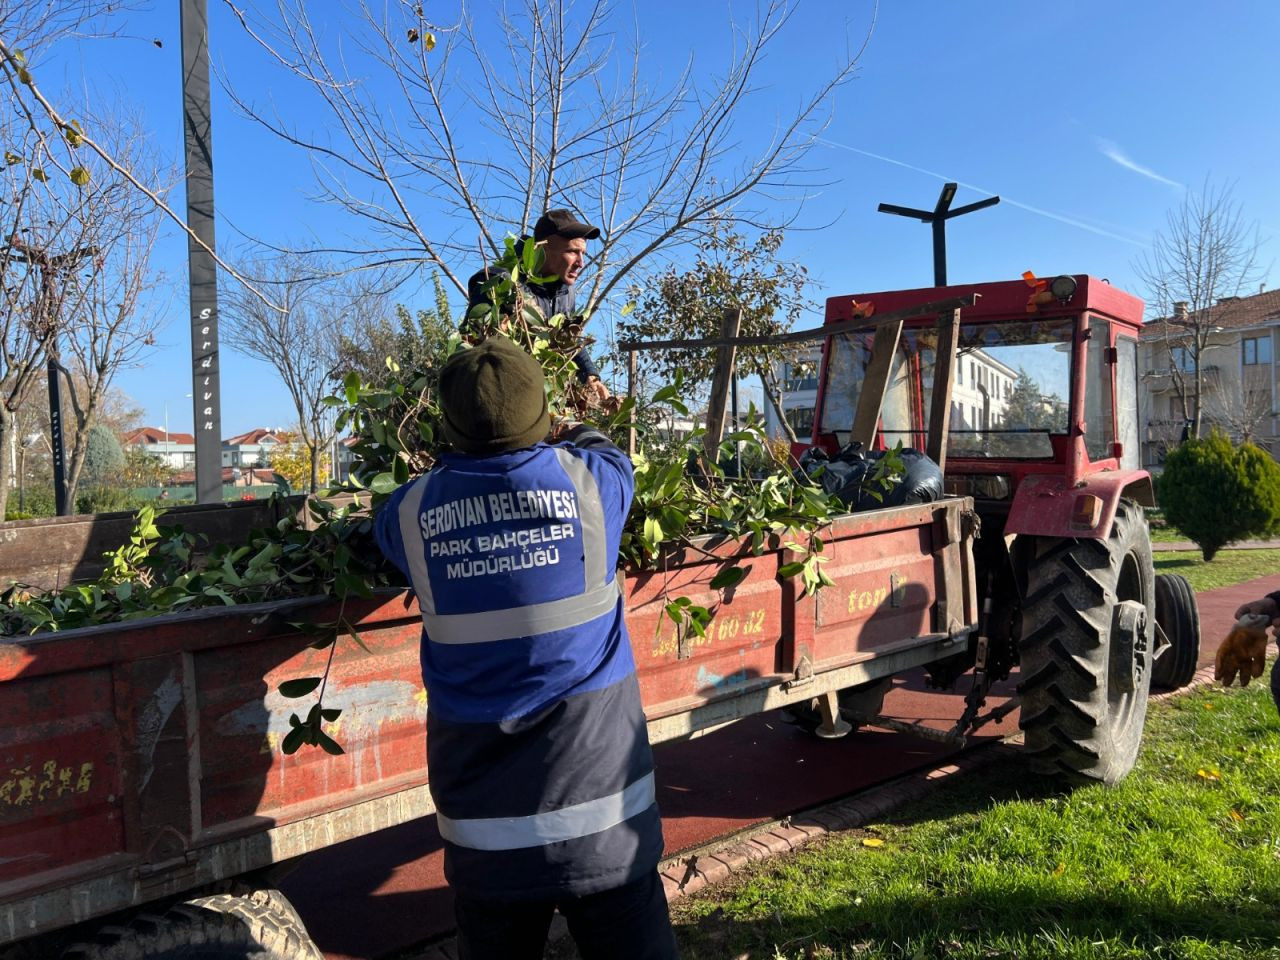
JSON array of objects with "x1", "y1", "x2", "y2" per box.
[
  {"x1": 1151, "y1": 573, "x2": 1201, "y2": 690},
  {"x1": 1017, "y1": 499, "x2": 1154, "y2": 786}
]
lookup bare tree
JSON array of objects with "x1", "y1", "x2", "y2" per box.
[
  {"x1": 0, "y1": 2, "x2": 172, "y2": 516},
  {"x1": 221, "y1": 254, "x2": 383, "y2": 492},
  {"x1": 219, "y1": 0, "x2": 866, "y2": 310},
  {"x1": 57, "y1": 120, "x2": 170, "y2": 508},
  {"x1": 1135, "y1": 180, "x2": 1265, "y2": 439},
  {"x1": 0, "y1": 119, "x2": 98, "y2": 516},
  {"x1": 0, "y1": 107, "x2": 169, "y2": 516},
  {"x1": 1204, "y1": 366, "x2": 1275, "y2": 447}
]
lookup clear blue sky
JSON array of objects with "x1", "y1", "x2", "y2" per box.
[{"x1": 45, "y1": 1, "x2": 1280, "y2": 435}]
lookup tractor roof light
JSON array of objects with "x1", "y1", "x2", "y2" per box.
[{"x1": 1049, "y1": 275, "x2": 1078, "y2": 302}]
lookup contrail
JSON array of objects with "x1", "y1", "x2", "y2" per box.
[
  {"x1": 818, "y1": 138, "x2": 1146, "y2": 246},
  {"x1": 1095, "y1": 138, "x2": 1183, "y2": 189}
]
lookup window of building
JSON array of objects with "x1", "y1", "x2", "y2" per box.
[
  {"x1": 1243, "y1": 335, "x2": 1273, "y2": 366},
  {"x1": 783, "y1": 361, "x2": 819, "y2": 392},
  {"x1": 1170, "y1": 345, "x2": 1193, "y2": 372},
  {"x1": 785, "y1": 405, "x2": 815, "y2": 437}
]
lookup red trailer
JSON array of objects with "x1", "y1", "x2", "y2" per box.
[{"x1": 1, "y1": 497, "x2": 978, "y2": 957}]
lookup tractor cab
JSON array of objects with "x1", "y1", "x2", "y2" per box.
[
  {"x1": 811, "y1": 274, "x2": 1154, "y2": 541},
  {"x1": 802, "y1": 274, "x2": 1200, "y2": 774}
]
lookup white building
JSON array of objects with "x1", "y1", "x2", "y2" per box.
[
  {"x1": 951, "y1": 349, "x2": 1017, "y2": 432},
  {"x1": 122, "y1": 427, "x2": 196, "y2": 470}
]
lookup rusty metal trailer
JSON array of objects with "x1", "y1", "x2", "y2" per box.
[{"x1": 1, "y1": 493, "x2": 978, "y2": 952}]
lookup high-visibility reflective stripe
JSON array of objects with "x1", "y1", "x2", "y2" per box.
[
  {"x1": 552, "y1": 448, "x2": 607, "y2": 585},
  {"x1": 436, "y1": 772, "x2": 656, "y2": 851},
  {"x1": 399, "y1": 475, "x2": 437, "y2": 614},
  {"x1": 424, "y1": 578, "x2": 620, "y2": 644}
]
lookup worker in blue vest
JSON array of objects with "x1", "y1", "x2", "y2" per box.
[{"x1": 373, "y1": 335, "x2": 678, "y2": 960}]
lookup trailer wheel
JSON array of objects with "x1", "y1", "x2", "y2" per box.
[
  {"x1": 1151, "y1": 573, "x2": 1201, "y2": 690},
  {"x1": 1017, "y1": 499, "x2": 1154, "y2": 786},
  {"x1": 59, "y1": 889, "x2": 322, "y2": 960}
]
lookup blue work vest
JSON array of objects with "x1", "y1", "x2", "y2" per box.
[{"x1": 375, "y1": 435, "x2": 663, "y2": 899}]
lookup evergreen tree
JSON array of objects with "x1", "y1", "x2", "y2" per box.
[
  {"x1": 1159, "y1": 430, "x2": 1280, "y2": 561},
  {"x1": 80, "y1": 424, "x2": 126, "y2": 489}
]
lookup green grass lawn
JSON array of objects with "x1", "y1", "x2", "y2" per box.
[
  {"x1": 1155, "y1": 549, "x2": 1280, "y2": 593},
  {"x1": 666, "y1": 683, "x2": 1280, "y2": 959},
  {"x1": 1150, "y1": 525, "x2": 1191, "y2": 543}
]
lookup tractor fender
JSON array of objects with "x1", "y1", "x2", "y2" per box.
[{"x1": 1006, "y1": 470, "x2": 1154, "y2": 540}]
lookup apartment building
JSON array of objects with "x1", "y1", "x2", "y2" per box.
[{"x1": 1138, "y1": 287, "x2": 1280, "y2": 467}]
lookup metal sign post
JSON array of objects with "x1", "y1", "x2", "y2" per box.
[
  {"x1": 181, "y1": 0, "x2": 223, "y2": 503},
  {"x1": 45, "y1": 357, "x2": 67, "y2": 514}
]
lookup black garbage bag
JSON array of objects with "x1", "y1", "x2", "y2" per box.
[{"x1": 797, "y1": 442, "x2": 943, "y2": 512}]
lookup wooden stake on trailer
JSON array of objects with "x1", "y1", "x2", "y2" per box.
[
  {"x1": 702, "y1": 308, "x2": 742, "y2": 462},
  {"x1": 926, "y1": 308, "x2": 961, "y2": 472},
  {"x1": 849, "y1": 316, "x2": 905, "y2": 451}
]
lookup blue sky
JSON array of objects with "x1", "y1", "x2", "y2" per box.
[{"x1": 45, "y1": 0, "x2": 1280, "y2": 435}]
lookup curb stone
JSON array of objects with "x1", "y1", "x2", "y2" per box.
[{"x1": 653, "y1": 739, "x2": 1020, "y2": 903}]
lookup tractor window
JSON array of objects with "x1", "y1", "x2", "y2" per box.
[
  {"x1": 819, "y1": 328, "x2": 935, "y2": 449},
  {"x1": 1115, "y1": 335, "x2": 1140, "y2": 470},
  {"x1": 819, "y1": 320, "x2": 1072, "y2": 457},
  {"x1": 951, "y1": 318, "x2": 1073, "y2": 458},
  {"x1": 819, "y1": 331, "x2": 870, "y2": 443},
  {"x1": 1085, "y1": 318, "x2": 1116, "y2": 461}
]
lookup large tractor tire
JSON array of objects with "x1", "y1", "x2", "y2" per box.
[
  {"x1": 1017, "y1": 499, "x2": 1154, "y2": 786},
  {"x1": 1151, "y1": 573, "x2": 1201, "y2": 690},
  {"x1": 60, "y1": 889, "x2": 322, "y2": 960}
]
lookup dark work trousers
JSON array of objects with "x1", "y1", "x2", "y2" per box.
[{"x1": 453, "y1": 871, "x2": 680, "y2": 960}]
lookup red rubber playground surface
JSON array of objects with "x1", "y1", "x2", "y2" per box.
[{"x1": 281, "y1": 572, "x2": 1280, "y2": 960}]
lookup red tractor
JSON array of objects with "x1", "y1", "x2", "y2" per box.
[{"x1": 804, "y1": 274, "x2": 1200, "y2": 785}]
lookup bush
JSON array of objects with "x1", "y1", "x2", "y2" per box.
[
  {"x1": 7, "y1": 486, "x2": 56, "y2": 519},
  {"x1": 81, "y1": 424, "x2": 126, "y2": 488},
  {"x1": 1158, "y1": 430, "x2": 1280, "y2": 561},
  {"x1": 75, "y1": 485, "x2": 152, "y2": 516}
]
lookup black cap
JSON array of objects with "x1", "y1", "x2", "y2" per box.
[{"x1": 533, "y1": 208, "x2": 601, "y2": 242}]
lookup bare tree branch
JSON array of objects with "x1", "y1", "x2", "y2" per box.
[
  {"x1": 1135, "y1": 179, "x2": 1265, "y2": 439},
  {"x1": 218, "y1": 0, "x2": 867, "y2": 310},
  {"x1": 220, "y1": 251, "x2": 386, "y2": 492}
]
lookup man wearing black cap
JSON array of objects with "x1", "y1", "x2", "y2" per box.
[
  {"x1": 374, "y1": 336, "x2": 678, "y2": 960},
  {"x1": 467, "y1": 209, "x2": 611, "y2": 402}
]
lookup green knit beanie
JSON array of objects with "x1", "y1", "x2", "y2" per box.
[{"x1": 438, "y1": 336, "x2": 550, "y2": 455}]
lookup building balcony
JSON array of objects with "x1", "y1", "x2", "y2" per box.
[{"x1": 1140, "y1": 365, "x2": 1221, "y2": 394}]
